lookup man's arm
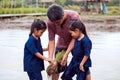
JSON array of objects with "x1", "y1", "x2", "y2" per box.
[{"x1": 48, "y1": 39, "x2": 55, "y2": 59}]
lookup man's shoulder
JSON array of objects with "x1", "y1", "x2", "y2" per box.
[
  {"x1": 65, "y1": 10, "x2": 79, "y2": 15},
  {"x1": 65, "y1": 10, "x2": 80, "y2": 20}
]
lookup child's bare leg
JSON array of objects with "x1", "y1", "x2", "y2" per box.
[
  {"x1": 52, "y1": 73, "x2": 59, "y2": 80},
  {"x1": 86, "y1": 74, "x2": 91, "y2": 80}
]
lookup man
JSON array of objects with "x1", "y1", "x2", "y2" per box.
[{"x1": 47, "y1": 4, "x2": 91, "y2": 80}]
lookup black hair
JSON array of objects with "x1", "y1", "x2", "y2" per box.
[
  {"x1": 29, "y1": 19, "x2": 47, "y2": 36},
  {"x1": 69, "y1": 20, "x2": 88, "y2": 37},
  {"x1": 47, "y1": 4, "x2": 64, "y2": 22}
]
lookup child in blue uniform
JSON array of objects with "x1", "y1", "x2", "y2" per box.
[
  {"x1": 61, "y1": 20, "x2": 92, "y2": 80},
  {"x1": 24, "y1": 19, "x2": 52, "y2": 80}
]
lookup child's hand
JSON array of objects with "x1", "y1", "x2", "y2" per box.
[
  {"x1": 79, "y1": 63, "x2": 85, "y2": 72},
  {"x1": 45, "y1": 58, "x2": 54, "y2": 63},
  {"x1": 61, "y1": 54, "x2": 68, "y2": 66}
]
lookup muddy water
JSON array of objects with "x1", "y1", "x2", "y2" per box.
[{"x1": 0, "y1": 30, "x2": 120, "y2": 80}]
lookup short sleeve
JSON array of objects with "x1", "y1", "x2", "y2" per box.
[
  {"x1": 71, "y1": 12, "x2": 80, "y2": 20},
  {"x1": 47, "y1": 21, "x2": 55, "y2": 41},
  {"x1": 83, "y1": 39, "x2": 92, "y2": 56},
  {"x1": 25, "y1": 41, "x2": 38, "y2": 55}
]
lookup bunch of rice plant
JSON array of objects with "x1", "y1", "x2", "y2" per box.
[{"x1": 46, "y1": 50, "x2": 65, "y2": 76}]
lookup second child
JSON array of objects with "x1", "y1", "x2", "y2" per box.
[{"x1": 23, "y1": 19, "x2": 52, "y2": 80}]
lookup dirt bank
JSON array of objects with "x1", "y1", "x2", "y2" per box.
[
  {"x1": 81, "y1": 15, "x2": 120, "y2": 32},
  {"x1": 0, "y1": 15, "x2": 120, "y2": 32}
]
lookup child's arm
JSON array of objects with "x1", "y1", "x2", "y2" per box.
[
  {"x1": 79, "y1": 55, "x2": 89, "y2": 72},
  {"x1": 35, "y1": 52, "x2": 52, "y2": 62},
  {"x1": 61, "y1": 38, "x2": 75, "y2": 65},
  {"x1": 80, "y1": 39, "x2": 92, "y2": 71},
  {"x1": 43, "y1": 44, "x2": 49, "y2": 51},
  {"x1": 43, "y1": 48, "x2": 48, "y2": 51}
]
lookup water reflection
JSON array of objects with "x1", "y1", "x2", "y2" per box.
[
  {"x1": 0, "y1": 30, "x2": 120, "y2": 80},
  {"x1": 90, "y1": 32, "x2": 120, "y2": 80}
]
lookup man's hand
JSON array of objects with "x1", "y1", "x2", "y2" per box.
[{"x1": 45, "y1": 58, "x2": 54, "y2": 64}]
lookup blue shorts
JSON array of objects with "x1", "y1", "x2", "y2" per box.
[
  {"x1": 61, "y1": 64, "x2": 90, "y2": 80},
  {"x1": 27, "y1": 71, "x2": 42, "y2": 80}
]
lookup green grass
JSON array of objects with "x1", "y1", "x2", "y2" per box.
[
  {"x1": 64, "y1": 5, "x2": 80, "y2": 11},
  {"x1": 107, "y1": 6, "x2": 120, "y2": 15},
  {"x1": 0, "y1": 8, "x2": 47, "y2": 14},
  {"x1": 0, "y1": 6, "x2": 120, "y2": 15}
]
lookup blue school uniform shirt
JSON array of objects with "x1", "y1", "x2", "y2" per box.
[
  {"x1": 72, "y1": 35, "x2": 92, "y2": 68},
  {"x1": 24, "y1": 35, "x2": 44, "y2": 72}
]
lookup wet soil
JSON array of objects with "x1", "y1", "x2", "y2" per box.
[{"x1": 0, "y1": 15, "x2": 120, "y2": 32}]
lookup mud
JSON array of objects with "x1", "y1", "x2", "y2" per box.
[{"x1": 0, "y1": 16, "x2": 120, "y2": 32}]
